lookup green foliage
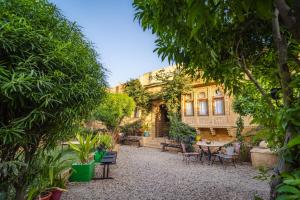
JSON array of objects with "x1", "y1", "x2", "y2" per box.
[
  {"x1": 155, "y1": 68, "x2": 191, "y2": 114},
  {"x1": 124, "y1": 79, "x2": 152, "y2": 114},
  {"x1": 233, "y1": 86, "x2": 284, "y2": 149},
  {"x1": 94, "y1": 93, "x2": 135, "y2": 133},
  {"x1": 97, "y1": 134, "x2": 114, "y2": 151},
  {"x1": 0, "y1": 161, "x2": 26, "y2": 190},
  {"x1": 168, "y1": 113, "x2": 196, "y2": 151},
  {"x1": 69, "y1": 132, "x2": 98, "y2": 164},
  {"x1": 276, "y1": 170, "x2": 300, "y2": 200},
  {"x1": 254, "y1": 166, "x2": 271, "y2": 182},
  {"x1": 0, "y1": 0, "x2": 107, "y2": 198},
  {"x1": 133, "y1": 0, "x2": 300, "y2": 198},
  {"x1": 27, "y1": 151, "x2": 72, "y2": 200},
  {"x1": 133, "y1": 0, "x2": 278, "y2": 93},
  {"x1": 235, "y1": 116, "x2": 244, "y2": 142},
  {"x1": 121, "y1": 120, "x2": 143, "y2": 136}
]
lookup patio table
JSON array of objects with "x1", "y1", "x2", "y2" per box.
[{"x1": 196, "y1": 141, "x2": 230, "y2": 162}]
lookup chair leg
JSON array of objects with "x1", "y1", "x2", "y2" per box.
[
  {"x1": 211, "y1": 155, "x2": 217, "y2": 165},
  {"x1": 232, "y1": 158, "x2": 236, "y2": 168},
  {"x1": 218, "y1": 156, "x2": 225, "y2": 168}
]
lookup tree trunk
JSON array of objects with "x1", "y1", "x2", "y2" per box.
[
  {"x1": 270, "y1": 7, "x2": 294, "y2": 200},
  {"x1": 15, "y1": 186, "x2": 26, "y2": 200}
]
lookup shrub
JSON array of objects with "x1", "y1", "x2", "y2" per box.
[
  {"x1": 0, "y1": 0, "x2": 106, "y2": 198},
  {"x1": 168, "y1": 113, "x2": 196, "y2": 152},
  {"x1": 93, "y1": 93, "x2": 135, "y2": 135},
  {"x1": 121, "y1": 120, "x2": 143, "y2": 136}
]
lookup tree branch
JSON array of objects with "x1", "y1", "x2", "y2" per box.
[
  {"x1": 235, "y1": 38, "x2": 275, "y2": 110},
  {"x1": 238, "y1": 56, "x2": 275, "y2": 110},
  {"x1": 275, "y1": 0, "x2": 300, "y2": 42}
]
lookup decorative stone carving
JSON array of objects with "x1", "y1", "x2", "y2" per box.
[{"x1": 226, "y1": 128, "x2": 237, "y2": 137}]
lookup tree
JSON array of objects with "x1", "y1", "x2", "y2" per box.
[
  {"x1": 94, "y1": 93, "x2": 135, "y2": 135},
  {"x1": 0, "y1": 0, "x2": 107, "y2": 199},
  {"x1": 133, "y1": 0, "x2": 300, "y2": 198},
  {"x1": 124, "y1": 79, "x2": 152, "y2": 114},
  {"x1": 155, "y1": 68, "x2": 191, "y2": 115}
]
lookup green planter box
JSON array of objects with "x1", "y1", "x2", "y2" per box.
[
  {"x1": 69, "y1": 160, "x2": 95, "y2": 182},
  {"x1": 94, "y1": 150, "x2": 106, "y2": 163}
]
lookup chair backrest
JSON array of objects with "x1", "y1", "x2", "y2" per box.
[
  {"x1": 233, "y1": 142, "x2": 241, "y2": 154},
  {"x1": 225, "y1": 146, "x2": 235, "y2": 155},
  {"x1": 181, "y1": 143, "x2": 187, "y2": 153}
]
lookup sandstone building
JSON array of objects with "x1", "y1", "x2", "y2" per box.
[{"x1": 111, "y1": 66, "x2": 256, "y2": 145}]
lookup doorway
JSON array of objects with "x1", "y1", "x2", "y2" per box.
[{"x1": 155, "y1": 104, "x2": 169, "y2": 137}]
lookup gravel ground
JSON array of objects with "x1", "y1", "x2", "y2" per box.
[{"x1": 61, "y1": 145, "x2": 270, "y2": 200}]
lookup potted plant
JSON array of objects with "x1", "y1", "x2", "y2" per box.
[
  {"x1": 26, "y1": 151, "x2": 71, "y2": 200},
  {"x1": 69, "y1": 133, "x2": 98, "y2": 182},
  {"x1": 0, "y1": 183, "x2": 7, "y2": 200},
  {"x1": 94, "y1": 134, "x2": 114, "y2": 162},
  {"x1": 142, "y1": 123, "x2": 150, "y2": 137},
  {"x1": 47, "y1": 153, "x2": 71, "y2": 200}
]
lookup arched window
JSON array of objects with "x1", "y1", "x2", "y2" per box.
[
  {"x1": 197, "y1": 92, "x2": 208, "y2": 116},
  {"x1": 184, "y1": 94, "x2": 194, "y2": 116},
  {"x1": 213, "y1": 89, "x2": 225, "y2": 115}
]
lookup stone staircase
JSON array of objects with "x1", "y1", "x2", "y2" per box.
[{"x1": 142, "y1": 137, "x2": 166, "y2": 149}]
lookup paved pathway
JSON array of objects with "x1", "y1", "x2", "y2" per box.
[{"x1": 62, "y1": 146, "x2": 270, "y2": 200}]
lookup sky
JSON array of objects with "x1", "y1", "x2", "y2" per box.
[{"x1": 49, "y1": 0, "x2": 169, "y2": 87}]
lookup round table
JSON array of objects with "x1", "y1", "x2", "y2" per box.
[{"x1": 196, "y1": 141, "x2": 230, "y2": 161}]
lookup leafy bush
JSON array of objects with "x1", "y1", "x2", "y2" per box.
[
  {"x1": 168, "y1": 113, "x2": 196, "y2": 152},
  {"x1": 97, "y1": 134, "x2": 114, "y2": 151},
  {"x1": 0, "y1": 0, "x2": 106, "y2": 198},
  {"x1": 121, "y1": 120, "x2": 143, "y2": 136},
  {"x1": 93, "y1": 93, "x2": 135, "y2": 134},
  {"x1": 276, "y1": 170, "x2": 300, "y2": 200}
]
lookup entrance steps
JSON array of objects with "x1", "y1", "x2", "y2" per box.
[{"x1": 141, "y1": 137, "x2": 165, "y2": 149}]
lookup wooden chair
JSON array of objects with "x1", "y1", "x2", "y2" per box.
[
  {"x1": 211, "y1": 145, "x2": 240, "y2": 168},
  {"x1": 181, "y1": 143, "x2": 201, "y2": 164}
]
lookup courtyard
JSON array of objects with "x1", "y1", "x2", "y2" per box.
[{"x1": 62, "y1": 146, "x2": 269, "y2": 200}]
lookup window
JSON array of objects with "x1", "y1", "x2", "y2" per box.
[
  {"x1": 184, "y1": 94, "x2": 194, "y2": 116},
  {"x1": 213, "y1": 89, "x2": 225, "y2": 115},
  {"x1": 134, "y1": 107, "x2": 140, "y2": 118},
  {"x1": 197, "y1": 92, "x2": 208, "y2": 116}
]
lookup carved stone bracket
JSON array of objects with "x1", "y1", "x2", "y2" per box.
[{"x1": 226, "y1": 128, "x2": 237, "y2": 137}]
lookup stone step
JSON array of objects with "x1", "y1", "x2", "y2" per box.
[{"x1": 143, "y1": 143, "x2": 162, "y2": 149}]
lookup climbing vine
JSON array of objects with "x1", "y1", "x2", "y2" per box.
[{"x1": 155, "y1": 68, "x2": 191, "y2": 115}]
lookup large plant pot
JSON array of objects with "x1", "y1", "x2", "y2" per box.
[
  {"x1": 0, "y1": 191, "x2": 7, "y2": 200},
  {"x1": 50, "y1": 188, "x2": 66, "y2": 200},
  {"x1": 69, "y1": 160, "x2": 95, "y2": 182},
  {"x1": 38, "y1": 191, "x2": 52, "y2": 200},
  {"x1": 143, "y1": 131, "x2": 150, "y2": 137},
  {"x1": 250, "y1": 147, "x2": 278, "y2": 168}
]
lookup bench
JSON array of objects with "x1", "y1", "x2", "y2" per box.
[
  {"x1": 161, "y1": 141, "x2": 182, "y2": 152},
  {"x1": 120, "y1": 136, "x2": 142, "y2": 147},
  {"x1": 61, "y1": 141, "x2": 79, "y2": 150}
]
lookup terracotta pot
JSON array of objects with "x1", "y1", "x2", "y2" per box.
[
  {"x1": 50, "y1": 188, "x2": 66, "y2": 200},
  {"x1": 38, "y1": 191, "x2": 52, "y2": 200}
]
